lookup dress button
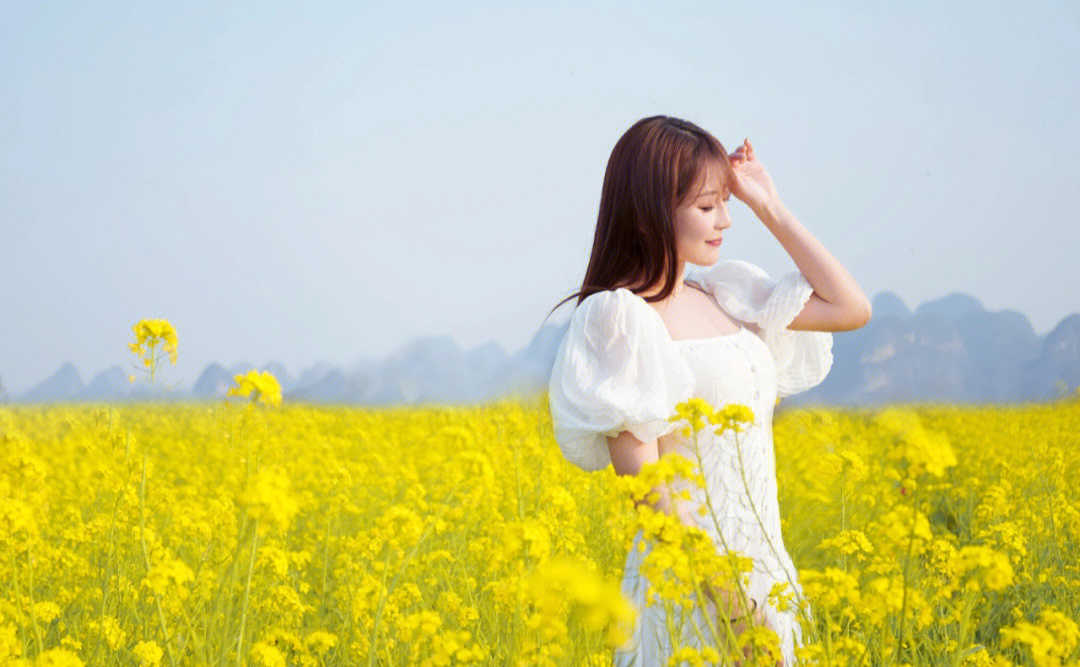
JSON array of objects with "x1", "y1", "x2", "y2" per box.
[{"x1": 750, "y1": 365, "x2": 756, "y2": 372}]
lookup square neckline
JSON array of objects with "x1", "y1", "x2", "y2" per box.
[
  {"x1": 671, "y1": 325, "x2": 748, "y2": 345},
  {"x1": 671, "y1": 279, "x2": 747, "y2": 344},
  {"x1": 621, "y1": 279, "x2": 747, "y2": 345}
]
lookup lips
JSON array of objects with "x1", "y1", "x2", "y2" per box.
[{"x1": 706, "y1": 238, "x2": 723, "y2": 245}]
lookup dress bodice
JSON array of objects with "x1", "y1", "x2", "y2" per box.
[
  {"x1": 665, "y1": 329, "x2": 787, "y2": 570},
  {"x1": 672, "y1": 324, "x2": 775, "y2": 415}
]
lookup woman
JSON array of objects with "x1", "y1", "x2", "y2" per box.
[{"x1": 547, "y1": 116, "x2": 871, "y2": 665}]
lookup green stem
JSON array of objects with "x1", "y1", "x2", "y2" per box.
[
  {"x1": 367, "y1": 548, "x2": 394, "y2": 667},
  {"x1": 726, "y1": 421, "x2": 819, "y2": 654},
  {"x1": 8, "y1": 544, "x2": 36, "y2": 656},
  {"x1": 948, "y1": 590, "x2": 976, "y2": 667},
  {"x1": 234, "y1": 520, "x2": 260, "y2": 667},
  {"x1": 1026, "y1": 439, "x2": 1066, "y2": 574},
  {"x1": 321, "y1": 505, "x2": 332, "y2": 615},
  {"x1": 140, "y1": 455, "x2": 178, "y2": 666},
  {"x1": 90, "y1": 484, "x2": 125, "y2": 663},
  {"x1": 682, "y1": 427, "x2": 742, "y2": 651},
  {"x1": 24, "y1": 543, "x2": 45, "y2": 654},
  {"x1": 894, "y1": 481, "x2": 920, "y2": 667}
]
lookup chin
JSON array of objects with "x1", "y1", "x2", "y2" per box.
[{"x1": 692, "y1": 251, "x2": 722, "y2": 266}]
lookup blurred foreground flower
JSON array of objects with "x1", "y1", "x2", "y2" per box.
[
  {"x1": 227, "y1": 369, "x2": 283, "y2": 407},
  {"x1": 522, "y1": 557, "x2": 636, "y2": 651}
]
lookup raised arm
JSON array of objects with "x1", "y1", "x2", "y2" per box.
[
  {"x1": 754, "y1": 198, "x2": 871, "y2": 332},
  {"x1": 730, "y1": 138, "x2": 872, "y2": 333}
]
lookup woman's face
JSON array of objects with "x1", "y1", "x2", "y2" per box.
[{"x1": 672, "y1": 171, "x2": 731, "y2": 266}]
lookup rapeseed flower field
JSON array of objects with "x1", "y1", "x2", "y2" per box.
[
  {"x1": 2, "y1": 396, "x2": 1077, "y2": 666},
  {"x1": 1, "y1": 320, "x2": 1078, "y2": 665}
]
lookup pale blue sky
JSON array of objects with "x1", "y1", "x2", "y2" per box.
[{"x1": 3, "y1": 1, "x2": 1079, "y2": 394}]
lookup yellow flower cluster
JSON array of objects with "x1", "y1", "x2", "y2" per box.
[
  {"x1": 950, "y1": 545, "x2": 1016, "y2": 593},
  {"x1": 875, "y1": 407, "x2": 958, "y2": 478},
  {"x1": 236, "y1": 466, "x2": 299, "y2": 536},
  {"x1": 128, "y1": 319, "x2": 178, "y2": 369},
  {"x1": 140, "y1": 553, "x2": 196, "y2": 599},
  {"x1": 132, "y1": 639, "x2": 164, "y2": 666},
  {"x1": 227, "y1": 369, "x2": 283, "y2": 407},
  {"x1": 1000, "y1": 606, "x2": 1080, "y2": 667},
  {"x1": 668, "y1": 396, "x2": 756, "y2": 437},
  {"x1": 518, "y1": 558, "x2": 634, "y2": 663}
]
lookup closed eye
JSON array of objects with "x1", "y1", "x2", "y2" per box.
[{"x1": 700, "y1": 206, "x2": 714, "y2": 212}]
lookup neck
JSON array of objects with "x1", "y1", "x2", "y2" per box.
[{"x1": 638, "y1": 259, "x2": 687, "y2": 299}]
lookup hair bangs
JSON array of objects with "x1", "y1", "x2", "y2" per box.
[{"x1": 675, "y1": 136, "x2": 733, "y2": 207}]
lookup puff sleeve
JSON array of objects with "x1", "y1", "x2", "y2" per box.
[
  {"x1": 689, "y1": 259, "x2": 833, "y2": 398},
  {"x1": 547, "y1": 288, "x2": 695, "y2": 472}
]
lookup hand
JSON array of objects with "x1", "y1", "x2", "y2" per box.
[
  {"x1": 730, "y1": 604, "x2": 786, "y2": 667},
  {"x1": 728, "y1": 138, "x2": 780, "y2": 217}
]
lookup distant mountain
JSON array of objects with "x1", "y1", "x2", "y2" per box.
[
  {"x1": 871, "y1": 291, "x2": 911, "y2": 319},
  {"x1": 1015, "y1": 314, "x2": 1080, "y2": 401},
  {"x1": 7, "y1": 291, "x2": 1080, "y2": 406},
  {"x1": 78, "y1": 365, "x2": 133, "y2": 401},
  {"x1": 192, "y1": 363, "x2": 235, "y2": 398},
  {"x1": 791, "y1": 294, "x2": 1073, "y2": 406},
  {"x1": 21, "y1": 362, "x2": 83, "y2": 402}
]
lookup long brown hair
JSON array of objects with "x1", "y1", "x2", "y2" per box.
[{"x1": 545, "y1": 115, "x2": 737, "y2": 323}]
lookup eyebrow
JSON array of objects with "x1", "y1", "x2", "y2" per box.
[{"x1": 696, "y1": 189, "x2": 727, "y2": 198}]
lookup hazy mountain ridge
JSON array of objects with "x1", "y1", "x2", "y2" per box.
[{"x1": 5, "y1": 290, "x2": 1079, "y2": 406}]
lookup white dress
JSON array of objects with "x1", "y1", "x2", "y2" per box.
[{"x1": 548, "y1": 259, "x2": 834, "y2": 666}]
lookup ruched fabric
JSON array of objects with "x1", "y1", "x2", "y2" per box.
[
  {"x1": 547, "y1": 288, "x2": 696, "y2": 472},
  {"x1": 687, "y1": 259, "x2": 833, "y2": 398}
]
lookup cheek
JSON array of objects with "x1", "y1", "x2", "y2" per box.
[{"x1": 694, "y1": 214, "x2": 714, "y2": 237}]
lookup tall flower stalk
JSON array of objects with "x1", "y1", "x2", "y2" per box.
[{"x1": 128, "y1": 319, "x2": 178, "y2": 388}]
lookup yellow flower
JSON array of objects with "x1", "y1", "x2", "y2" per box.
[
  {"x1": 712, "y1": 403, "x2": 756, "y2": 434},
  {"x1": 31, "y1": 647, "x2": 85, "y2": 667},
  {"x1": 227, "y1": 369, "x2": 283, "y2": 407},
  {"x1": 523, "y1": 557, "x2": 636, "y2": 650},
  {"x1": 141, "y1": 555, "x2": 195, "y2": 599},
  {"x1": 128, "y1": 318, "x2": 178, "y2": 385},
  {"x1": 669, "y1": 397, "x2": 716, "y2": 435},
  {"x1": 952, "y1": 545, "x2": 1015, "y2": 592},
  {"x1": 237, "y1": 467, "x2": 298, "y2": 535},
  {"x1": 874, "y1": 408, "x2": 956, "y2": 478},
  {"x1": 998, "y1": 608, "x2": 1079, "y2": 667},
  {"x1": 132, "y1": 640, "x2": 163, "y2": 666},
  {"x1": 87, "y1": 615, "x2": 127, "y2": 651},
  {"x1": 32, "y1": 601, "x2": 62, "y2": 624},
  {"x1": 305, "y1": 631, "x2": 338, "y2": 656},
  {"x1": 249, "y1": 641, "x2": 286, "y2": 667},
  {"x1": 817, "y1": 529, "x2": 874, "y2": 561}
]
